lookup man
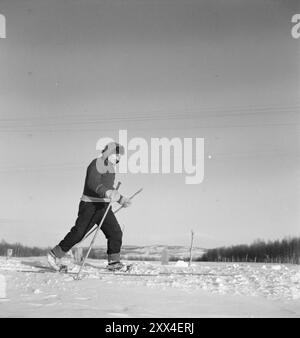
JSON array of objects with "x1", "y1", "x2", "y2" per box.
[{"x1": 47, "y1": 141, "x2": 131, "y2": 271}]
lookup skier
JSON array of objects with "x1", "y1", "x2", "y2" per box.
[{"x1": 47, "y1": 141, "x2": 131, "y2": 271}]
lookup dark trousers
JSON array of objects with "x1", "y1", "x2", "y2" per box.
[{"x1": 59, "y1": 201, "x2": 122, "y2": 255}]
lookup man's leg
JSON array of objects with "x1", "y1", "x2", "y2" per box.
[
  {"x1": 52, "y1": 201, "x2": 103, "y2": 258},
  {"x1": 100, "y1": 208, "x2": 123, "y2": 263}
]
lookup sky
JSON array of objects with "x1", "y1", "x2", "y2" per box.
[{"x1": 0, "y1": 0, "x2": 299, "y2": 249}]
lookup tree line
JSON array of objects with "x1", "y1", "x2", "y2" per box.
[
  {"x1": 0, "y1": 240, "x2": 50, "y2": 257},
  {"x1": 0, "y1": 240, "x2": 102, "y2": 259},
  {"x1": 1, "y1": 237, "x2": 300, "y2": 264},
  {"x1": 199, "y1": 237, "x2": 300, "y2": 264}
]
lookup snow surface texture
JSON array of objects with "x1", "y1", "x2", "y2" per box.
[
  {"x1": 0, "y1": 257, "x2": 300, "y2": 317},
  {"x1": 0, "y1": 274, "x2": 6, "y2": 298},
  {"x1": 68, "y1": 259, "x2": 300, "y2": 301}
]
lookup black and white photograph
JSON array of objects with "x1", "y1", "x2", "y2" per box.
[{"x1": 0, "y1": 0, "x2": 300, "y2": 321}]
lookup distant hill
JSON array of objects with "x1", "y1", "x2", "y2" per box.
[
  {"x1": 92, "y1": 244, "x2": 207, "y2": 261},
  {"x1": 0, "y1": 239, "x2": 206, "y2": 261}
]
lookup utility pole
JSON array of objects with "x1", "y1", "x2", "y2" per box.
[{"x1": 189, "y1": 230, "x2": 194, "y2": 267}]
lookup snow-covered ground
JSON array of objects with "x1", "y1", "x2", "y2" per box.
[{"x1": 0, "y1": 257, "x2": 300, "y2": 317}]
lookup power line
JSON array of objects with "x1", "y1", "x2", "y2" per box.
[
  {"x1": 0, "y1": 103, "x2": 299, "y2": 133},
  {"x1": 0, "y1": 121, "x2": 299, "y2": 133},
  {"x1": 0, "y1": 104, "x2": 300, "y2": 124},
  {"x1": 0, "y1": 150, "x2": 299, "y2": 173}
]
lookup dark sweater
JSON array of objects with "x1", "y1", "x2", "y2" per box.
[{"x1": 82, "y1": 158, "x2": 115, "y2": 198}]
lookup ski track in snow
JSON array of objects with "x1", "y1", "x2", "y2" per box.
[{"x1": 1, "y1": 257, "x2": 300, "y2": 302}]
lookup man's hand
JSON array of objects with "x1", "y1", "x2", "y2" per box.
[
  {"x1": 105, "y1": 189, "x2": 121, "y2": 203},
  {"x1": 120, "y1": 196, "x2": 132, "y2": 208}
]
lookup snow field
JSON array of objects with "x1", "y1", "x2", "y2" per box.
[{"x1": 1, "y1": 258, "x2": 300, "y2": 301}]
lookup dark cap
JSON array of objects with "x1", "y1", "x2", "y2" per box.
[{"x1": 101, "y1": 142, "x2": 125, "y2": 158}]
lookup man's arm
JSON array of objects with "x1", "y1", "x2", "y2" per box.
[{"x1": 95, "y1": 183, "x2": 109, "y2": 197}]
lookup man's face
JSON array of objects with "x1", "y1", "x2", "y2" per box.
[{"x1": 108, "y1": 153, "x2": 121, "y2": 166}]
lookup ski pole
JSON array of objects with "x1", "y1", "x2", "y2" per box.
[
  {"x1": 189, "y1": 230, "x2": 194, "y2": 267},
  {"x1": 79, "y1": 187, "x2": 143, "y2": 243},
  {"x1": 113, "y1": 187, "x2": 143, "y2": 214},
  {"x1": 75, "y1": 182, "x2": 121, "y2": 280}
]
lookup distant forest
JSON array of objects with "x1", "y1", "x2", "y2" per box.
[
  {"x1": 0, "y1": 240, "x2": 50, "y2": 257},
  {"x1": 200, "y1": 237, "x2": 300, "y2": 264},
  {"x1": 1, "y1": 237, "x2": 300, "y2": 264},
  {"x1": 0, "y1": 240, "x2": 181, "y2": 261}
]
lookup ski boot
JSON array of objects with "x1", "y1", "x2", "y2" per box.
[
  {"x1": 106, "y1": 261, "x2": 132, "y2": 272},
  {"x1": 47, "y1": 250, "x2": 67, "y2": 272}
]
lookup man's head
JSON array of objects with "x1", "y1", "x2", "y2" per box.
[
  {"x1": 108, "y1": 153, "x2": 121, "y2": 165},
  {"x1": 101, "y1": 142, "x2": 125, "y2": 166}
]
